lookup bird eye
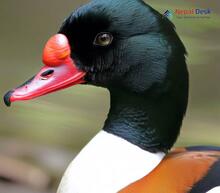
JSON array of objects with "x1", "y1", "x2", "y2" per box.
[{"x1": 93, "y1": 32, "x2": 113, "y2": 47}]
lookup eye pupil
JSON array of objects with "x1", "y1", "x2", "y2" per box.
[{"x1": 94, "y1": 32, "x2": 113, "y2": 46}]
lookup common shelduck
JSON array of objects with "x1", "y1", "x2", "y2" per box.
[{"x1": 4, "y1": 0, "x2": 220, "y2": 193}]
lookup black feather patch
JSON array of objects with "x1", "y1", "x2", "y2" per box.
[{"x1": 190, "y1": 158, "x2": 220, "y2": 193}]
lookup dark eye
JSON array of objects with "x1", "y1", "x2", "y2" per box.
[{"x1": 93, "y1": 32, "x2": 113, "y2": 47}]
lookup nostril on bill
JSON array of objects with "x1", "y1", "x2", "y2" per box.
[{"x1": 40, "y1": 69, "x2": 54, "y2": 80}]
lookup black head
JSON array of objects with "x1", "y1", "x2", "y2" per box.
[{"x1": 59, "y1": 0, "x2": 187, "y2": 91}]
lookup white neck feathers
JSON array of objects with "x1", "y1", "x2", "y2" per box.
[{"x1": 57, "y1": 131, "x2": 165, "y2": 193}]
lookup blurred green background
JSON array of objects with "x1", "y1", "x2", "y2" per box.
[{"x1": 0, "y1": 0, "x2": 220, "y2": 192}]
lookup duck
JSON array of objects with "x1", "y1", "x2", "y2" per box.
[{"x1": 3, "y1": 0, "x2": 220, "y2": 193}]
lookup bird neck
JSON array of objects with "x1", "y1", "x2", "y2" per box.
[{"x1": 103, "y1": 87, "x2": 186, "y2": 152}]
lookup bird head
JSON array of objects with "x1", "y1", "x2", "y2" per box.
[{"x1": 4, "y1": 0, "x2": 188, "y2": 112}]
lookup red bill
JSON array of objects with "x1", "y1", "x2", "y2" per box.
[{"x1": 4, "y1": 34, "x2": 86, "y2": 106}]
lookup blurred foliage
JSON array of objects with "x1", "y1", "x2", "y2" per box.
[{"x1": 0, "y1": 0, "x2": 220, "y2": 153}]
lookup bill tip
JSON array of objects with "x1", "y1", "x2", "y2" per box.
[{"x1": 3, "y1": 90, "x2": 13, "y2": 107}]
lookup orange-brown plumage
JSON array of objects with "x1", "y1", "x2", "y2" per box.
[{"x1": 119, "y1": 149, "x2": 220, "y2": 193}]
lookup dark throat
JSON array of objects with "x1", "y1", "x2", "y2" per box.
[{"x1": 103, "y1": 87, "x2": 187, "y2": 153}]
